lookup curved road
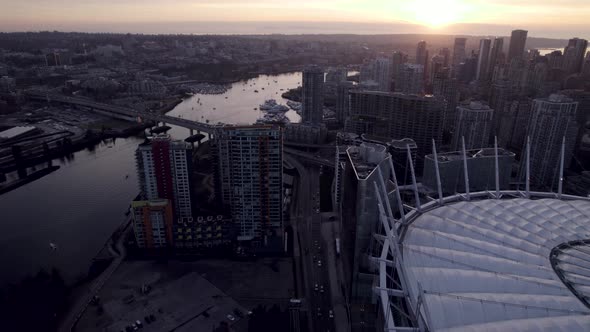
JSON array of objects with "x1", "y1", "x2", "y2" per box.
[{"x1": 58, "y1": 220, "x2": 131, "y2": 332}]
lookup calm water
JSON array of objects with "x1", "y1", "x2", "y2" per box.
[
  {"x1": 0, "y1": 138, "x2": 142, "y2": 286},
  {"x1": 166, "y1": 72, "x2": 302, "y2": 138},
  {"x1": 0, "y1": 72, "x2": 302, "y2": 287}
]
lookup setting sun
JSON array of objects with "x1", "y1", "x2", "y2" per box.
[{"x1": 404, "y1": 0, "x2": 467, "y2": 27}]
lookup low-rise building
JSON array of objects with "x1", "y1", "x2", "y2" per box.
[
  {"x1": 174, "y1": 214, "x2": 233, "y2": 249},
  {"x1": 422, "y1": 148, "x2": 515, "y2": 195},
  {"x1": 131, "y1": 199, "x2": 174, "y2": 249},
  {"x1": 283, "y1": 123, "x2": 327, "y2": 144}
]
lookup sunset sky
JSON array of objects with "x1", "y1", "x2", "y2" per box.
[{"x1": 1, "y1": 0, "x2": 589, "y2": 38}]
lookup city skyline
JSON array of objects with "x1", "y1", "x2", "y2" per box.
[
  {"x1": 1, "y1": 0, "x2": 590, "y2": 39},
  {"x1": 2, "y1": 0, "x2": 590, "y2": 328}
]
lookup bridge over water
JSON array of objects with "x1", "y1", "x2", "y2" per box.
[
  {"x1": 25, "y1": 90, "x2": 216, "y2": 134},
  {"x1": 25, "y1": 91, "x2": 337, "y2": 168}
]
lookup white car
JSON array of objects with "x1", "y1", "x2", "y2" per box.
[
  {"x1": 226, "y1": 314, "x2": 235, "y2": 321},
  {"x1": 314, "y1": 283, "x2": 319, "y2": 291},
  {"x1": 320, "y1": 285, "x2": 324, "y2": 293},
  {"x1": 318, "y1": 260, "x2": 322, "y2": 267},
  {"x1": 329, "y1": 310, "x2": 334, "y2": 318}
]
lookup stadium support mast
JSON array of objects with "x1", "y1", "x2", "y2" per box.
[
  {"x1": 461, "y1": 137, "x2": 471, "y2": 200},
  {"x1": 558, "y1": 136, "x2": 566, "y2": 198},
  {"x1": 432, "y1": 139, "x2": 444, "y2": 205},
  {"x1": 407, "y1": 145, "x2": 422, "y2": 212},
  {"x1": 494, "y1": 136, "x2": 500, "y2": 199},
  {"x1": 387, "y1": 158, "x2": 407, "y2": 225},
  {"x1": 525, "y1": 136, "x2": 531, "y2": 197}
]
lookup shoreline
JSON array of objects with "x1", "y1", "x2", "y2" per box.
[{"x1": 0, "y1": 122, "x2": 151, "y2": 175}]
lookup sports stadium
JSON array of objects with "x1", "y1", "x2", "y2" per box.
[{"x1": 372, "y1": 144, "x2": 590, "y2": 331}]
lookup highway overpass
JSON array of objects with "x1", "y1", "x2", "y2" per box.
[{"x1": 284, "y1": 148, "x2": 335, "y2": 168}]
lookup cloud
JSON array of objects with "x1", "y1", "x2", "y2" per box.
[{"x1": 0, "y1": 0, "x2": 588, "y2": 38}]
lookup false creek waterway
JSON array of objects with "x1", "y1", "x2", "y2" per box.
[{"x1": 0, "y1": 72, "x2": 303, "y2": 286}]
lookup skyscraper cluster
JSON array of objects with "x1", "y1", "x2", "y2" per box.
[
  {"x1": 345, "y1": 90, "x2": 444, "y2": 162},
  {"x1": 131, "y1": 124, "x2": 285, "y2": 252}
]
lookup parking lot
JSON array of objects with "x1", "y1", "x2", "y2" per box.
[
  {"x1": 76, "y1": 258, "x2": 294, "y2": 332},
  {"x1": 76, "y1": 261, "x2": 249, "y2": 332}
]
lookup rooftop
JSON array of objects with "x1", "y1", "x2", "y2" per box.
[
  {"x1": 401, "y1": 197, "x2": 590, "y2": 331},
  {"x1": 546, "y1": 94, "x2": 574, "y2": 103},
  {"x1": 0, "y1": 126, "x2": 36, "y2": 139},
  {"x1": 390, "y1": 138, "x2": 417, "y2": 150},
  {"x1": 458, "y1": 101, "x2": 492, "y2": 111},
  {"x1": 425, "y1": 148, "x2": 515, "y2": 162},
  {"x1": 350, "y1": 89, "x2": 438, "y2": 101},
  {"x1": 76, "y1": 261, "x2": 249, "y2": 332},
  {"x1": 347, "y1": 142, "x2": 388, "y2": 180}
]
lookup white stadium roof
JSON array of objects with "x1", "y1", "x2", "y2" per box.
[{"x1": 401, "y1": 198, "x2": 590, "y2": 331}]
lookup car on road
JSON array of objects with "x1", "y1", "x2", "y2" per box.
[
  {"x1": 318, "y1": 260, "x2": 322, "y2": 267},
  {"x1": 317, "y1": 308, "x2": 322, "y2": 316},
  {"x1": 314, "y1": 283, "x2": 319, "y2": 291},
  {"x1": 329, "y1": 310, "x2": 334, "y2": 318},
  {"x1": 320, "y1": 285, "x2": 324, "y2": 293},
  {"x1": 226, "y1": 314, "x2": 235, "y2": 321}
]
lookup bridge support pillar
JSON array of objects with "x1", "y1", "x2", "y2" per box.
[{"x1": 189, "y1": 129, "x2": 195, "y2": 148}]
